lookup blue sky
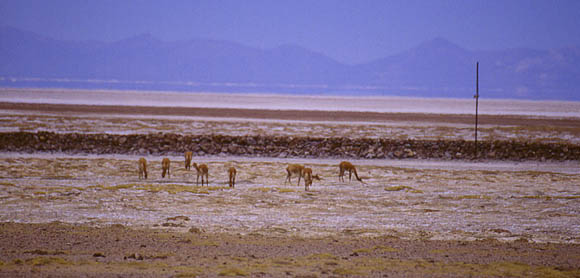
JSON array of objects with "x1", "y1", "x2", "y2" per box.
[{"x1": 1, "y1": 0, "x2": 580, "y2": 64}]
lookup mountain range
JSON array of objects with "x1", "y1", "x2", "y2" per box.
[{"x1": 1, "y1": 26, "x2": 579, "y2": 100}]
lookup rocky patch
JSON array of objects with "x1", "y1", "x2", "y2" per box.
[{"x1": 0, "y1": 131, "x2": 578, "y2": 161}]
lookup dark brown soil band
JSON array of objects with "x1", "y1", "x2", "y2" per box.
[{"x1": 1, "y1": 131, "x2": 578, "y2": 161}]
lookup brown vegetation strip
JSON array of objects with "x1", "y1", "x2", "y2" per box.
[
  {"x1": 1, "y1": 102, "x2": 579, "y2": 128},
  {"x1": 1, "y1": 131, "x2": 578, "y2": 161}
]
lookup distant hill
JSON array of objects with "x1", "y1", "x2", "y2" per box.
[{"x1": 1, "y1": 26, "x2": 579, "y2": 100}]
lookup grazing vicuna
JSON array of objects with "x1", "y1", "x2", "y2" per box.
[
  {"x1": 228, "y1": 167, "x2": 237, "y2": 188},
  {"x1": 138, "y1": 157, "x2": 147, "y2": 179},
  {"x1": 338, "y1": 161, "x2": 363, "y2": 183},
  {"x1": 161, "y1": 158, "x2": 171, "y2": 178},
  {"x1": 302, "y1": 168, "x2": 321, "y2": 191},
  {"x1": 285, "y1": 164, "x2": 305, "y2": 186},
  {"x1": 184, "y1": 151, "x2": 193, "y2": 170},
  {"x1": 192, "y1": 163, "x2": 209, "y2": 186}
]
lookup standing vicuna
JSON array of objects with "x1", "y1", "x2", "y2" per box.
[
  {"x1": 161, "y1": 158, "x2": 171, "y2": 178},
  {"x1": 228, "y1": 167, "x2": 237, "y2": 188},
  {"x1": 138, "y1": 157, "x2": 148, "y2": 179},
  {"x1": 192, "y1": 163, "x2": 209, "y2": 186},
  {"x1": 338, "y1": 161, "x2": 363, "y2": 183},
  {"x1": 184, "y1": 151, "x2": 193, "y2": 170}
]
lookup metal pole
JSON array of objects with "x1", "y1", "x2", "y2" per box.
[{"x1": 474, "y1": 62, "x2": 479, "y2": 159}]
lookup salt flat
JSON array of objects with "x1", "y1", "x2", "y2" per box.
[{"x1": 2, "y1": 88, "x2": 580, "y2": 117}]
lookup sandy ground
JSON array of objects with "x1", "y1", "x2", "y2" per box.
[{"x1": 1, "y1": 93, "x2": 579, "y2": 277}]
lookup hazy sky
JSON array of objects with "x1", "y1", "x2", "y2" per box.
[{"x1": 1, "y1": 0, "x2": 580, "y2": 64}]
